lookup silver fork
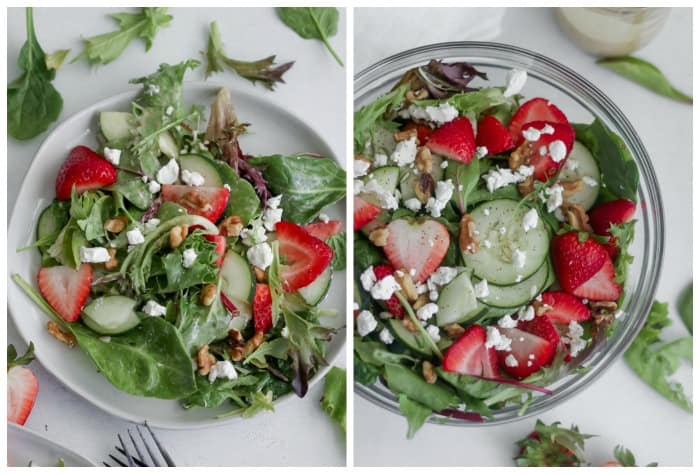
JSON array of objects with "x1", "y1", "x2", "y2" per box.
[{"x1": 103, "y1": 421, "x2": 176, "y2": 467}]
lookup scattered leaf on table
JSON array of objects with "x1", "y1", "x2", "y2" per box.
[
  {"x1": 45, "y1": 49, "x2": 70, "y2": 70},
  {"x1": 277, "y1": 7, "x2": 344, "y2": 66},
  {"x1": 677, "y1": 283, "x2": 692, "y2": 334},
  {"x1": 321, "y1": 366, "x2": 346, "y2": 433}
]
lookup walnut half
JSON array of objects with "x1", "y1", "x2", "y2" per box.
[
  {"x1": 459, "y1": 214, "x2": 480, "y2": 253},
  {"x1": 47, "y1": 321, "x2": 76, "y2": 347},
  {"x1": 196, "y1": 344, "x2": 216, "y2": 376}
]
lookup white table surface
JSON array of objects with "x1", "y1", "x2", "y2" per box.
[
  {"x1": 6, "y1": 7, "x2": 346, "y2": 466},
  {"x1": 354, "y1": 7, "x2": 692, "y2": 467}
]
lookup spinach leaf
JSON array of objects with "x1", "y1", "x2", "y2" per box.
[
  {"x1": 445, "y1": 158, "x2": 481, "y2": 214},
  {"x1": 398, "y1": 394, "x2": 433, "y2": 439},
  {"x1": 354, "y1": 84, "x2": 408, "y2": 153},
  {"x1": 8, "y1": 8, "x2": 63, "y2": 140},
  {"x1": 598, "y1": 56, "x2": 692, "y2": 104},
  {"x1": 678, "y1": 284, "x2": 692, "y2": 334},
  {"x1": 45, "y1": 49, "x2": 70, "y2": 71},
  {"x1": 175, "y1": 282, "x2": 231, "y2": 355},
  {"x1": 321, "y1": 366, "x2": 346, "y2": 433},
  {"x1": 353, "y1": 232, "x2": 384, "y2": 272},
  {"x1": 247, "y1": 154, "x2": 346, "y2": 224},
  {"x1": 75, "y1": 195, "x2": 113, "y2": 242},
  {"x1": 384, "y1": 364, "x2": 460, "y2": 411},
  {"x1": 181, "y1": 374, "x2": 259, "y2": 409},
  {"x1": 109, "y1": 173, "x2": 151, "y2": 210},
  {"x1": 210, "y1": 159, "x2": 260, "y2": 225},
  {"x1": 354, "y1": 351, "x2": 381, "y2": 386},
  {"x1": 326, "y1": 232, "x2": 346, "y2": 271},
  {"x1": 417, "y1": 87, "x2": 518, "y2": 119},
  {"x1": 624, "y1": 301, "x2": 693, "y2": 412},
  {"x1": 73, "y1": 7, "x2": 172, "y2": 66},
  {"x1": 572, "y1": 119, "x2": 639, "y2": 202},
  {"x1": 277, "y1": 7, "x2": 343, "y2": 66},
  {"x1": 159, "y1": 233, "x2": 219, "y2": 293}
]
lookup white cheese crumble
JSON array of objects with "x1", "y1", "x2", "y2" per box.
[
  {"x1": 429, "y1": 267, "x2": 458, "y2": 286},
  {"x1": 240, "y1": 220, "x2": 267, "y2": 246},
  {"x1": 354, "y1": 159, "x2": 370, "y2": 178},
  {"x1": 541, "y1": 124, "x2": 555, "y2": 135},
  {"x1": 318, "y1": 213, "x2": 330, "y2": 223},
  {"x1": 549, "y1": 140, "x2": 568, "y2": 162},
  {"x1": 497, "y1": 314, "x2": 518, "y2": 328},
  {"x1": 356, "y1": 310, "x2": 378, "y2": 336},
  {"x1": 482, "y1": 239, "x2": 492, "y2": 249},
  {"x1": 504, "y1": 69, "x2": 527, "y2": 97},
  {"x1": 408, "y1": 103, "x2": 459, "y2": 126},
  {"x1": 390, "y1": 137, "x2": 418, "y2": 166},
  {"x1": 379, "y1": 328, "x2": 395, "y2": 345},
  {"x1": 440, "y1": 160, "x2": 449, "y2": 169},
  {"x1": 425, "y1": 179, "x2": 455, "y2": 217},
  {"x1": 476, "y1": 146, "x2": 489, "y2": 159},
  {"x1": 281, "y1": 326, "x2": 289, "y2": 338},
  {"x1": 103, "y1": 147, "x2": 121, "y2": 166},
  {"x1": 181, "y1": 169, "x2": 205, "y2": 187},
  {"x1": 148, "y1": 180, "x2": 161, "y2": 194},
  {"x1": 483, "y1": 166, "x2": 532, "y2": 192},
  {"x1": 429, "y1": 290, "x2": 439, "y2": 301},
  {"x1": 142, "y1": 300, "x2": 167, "y2": 317},
  {"x1": 474, "y1": 279, "x2": 490, "y2": 298},
  {"x1": 512, "y1": 249, "x2": 526, "y2": 268},
  {"x1": 426, "y1": 324, "x2": 441, "y2": 343},
  {"x1": 99, "y1": 336, "x2": 111, "y2": 343},
  {"x1": 267, "y1": 194, "x2": 283, "y2": 209},
  {"x1": 126, "y1": 228, "x2": 145, "y2": 246},
  {"x1": 144, "y1": 218, "x2": 161, "y2": 233},
  {"x1": 246, "y1": 242, "x2": 273, "y2": 270},
  {"x1": 360, "y1": 266, "x2": 377, "y2": 291},
  {"x1": 263, "y1": 207, "x2": 283, "y2": 232},
  {"x1": 404, "y1": 197, "x2": 422, "y2": 212},
  {"x1": 371, "y1": 275, "x2": 401, "y2": 300},
  {"x1": 156, "y1": 159, "x2": 179, "y2": 184},
  {"x1": 79, "y1": 246, "x2": 111, "y2": 263},
  {"x1": 416, "y1": 303, "x2": 439, "y2": 321},
  {"x1": 517, "y1": 305, "x2": 535, "y2": 321},
  {"x1": 522, "y1": 208, "x2": 539, "y2": 232},
  {"x1": 165, "y1": 105, "x2": 174, "y2": 116},
  {"x1": 182, "y1": 248, "x2": 197, "y2": 268},
  {"x1": 539, "y1": 145, "x2": 547, "y2": 156},
  {"x1": 566, "y1": 321, "x2": 587, "y2": 357},
  {"x1": 485, "y1": 326, "x2": 512, "y2": 351},
  {"x1": 504, "y1": 354, "x2": 519, "y2": 367},
  {"x1": 374, "y1": 153, "x2": 388, "y2": 167},
  {"x1": 522, "y1": 126, "x2": 541, "y2": 142},
  {"x1": 582, "y1": 176, "x2": 598, "y2": 187},
  {"x1": 542, "y1": 184, "x2": 564, "y2": 212},
  {"x1": 208, "y1": 360, "x2": 238, "y2": 383}
]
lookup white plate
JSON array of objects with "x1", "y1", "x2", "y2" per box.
[
  {"x1": 7, "y1": 423, "x2": 96, "y2": 466},
  {"x1": 8, "y1": 82, "x2": 346, "y2": 429}
]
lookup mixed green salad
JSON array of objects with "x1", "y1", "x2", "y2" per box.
[
  {"x1": 14, "y1": 59, "x2": 346, "y2": 417},
  {"x1": 353, "y1": 60, "x2": 639, "y2": 436}
]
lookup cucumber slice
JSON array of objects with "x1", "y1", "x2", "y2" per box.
[
  {"x1": 475, "y1": 260, "x2": 549, "y2": 308},
  {"x1": 399, "y1": 156, "x2": 445, "y2": 202},
  {"x1": 158, "y1": 132, "x2": 179, "y2": 158},
  {"x1": 365, "y1": 126, "x2": 397, "y2": 156},
  {"x1": 557, "y1": 141, "x2": 600, "y2": 210},
  {"x1": 436, "y1": 271, "x2": 479, "y2": 326},
  {"x1": 82, "y1": 296, "x2": 140, "y2": 335},
  {"x1": 366, "y1": 166, "x2": 400, "y2": 191},
  {"x1": 179, "y1": 154, "x2": 224, "y2": 187},
  {"x1": 221, "y1": 250, "x2": 254, "y2": 304},
  {"x1": 37, "y1": 201, "x2": 69, "y2": 242},
  {"x1": 298, "y1": 266, "x2": 332, "y2": 305},
  {"x1": 387, "y1": 319, "x2": 432, "y2": 356},
  {"x1": 99, "y1": 111, "x2": 132, "y2": 143},
  {"x1": 463, "y1": 199, "x2": 549, "y2": 285}
]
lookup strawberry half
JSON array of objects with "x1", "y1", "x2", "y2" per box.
[
  {"x1": 508, "y1": 98, "x2": 570, "y2": 145},
  {"x1": 55, "y1": 146, "x2": 118, "y2": 200},
  {"x1": 304, "y1": 220, "x2": 342, "y2": 241},
  {"x1": 383, "y1": 218, "x2": 449, "y2": 283},
  {"x1": 161, "y1": 185, "x2": 230, "y2": 223},
  {"x1": 354, "y1": 196, "x2": 382, "y2": 231},
  {"x1": 204, "y1": 234, "x2": 226, "y2": 267},
  {"x1": 253, "y1": 283, "x2": 273, "y2": 333},
  {"x1": 402, "y1": 122, "x2": 434, "y2": 146},
  {"x1": 372, "y1": 264, "x2": 404, "y2": 317},
  {"x1": 276, "y1": 221, "x2": 333, "y2": 291},
  {"x1": 442, "y1": 325, "x2": 499, "y2": 378},
  {"x1": 498, "y1": 327, "x2": 555, "y2": 379},
  {"x1": 476, "y1": 115, "x2": 514, "y2": 154},
  {"x1": 7, "y1": 366, "x2": 38, "y2": 425},
  {"x1": 551, "y1": 232, "x2": 621, "y2": 301},
  {"x1": 540, "y1": 291, "x2": 591, "y2": 325},
  {"x1": 518, "y1": 317, "x2": 561, "y2": 364},
  {"x1": 37, "y1": 263, "x2": 93, "y2": 322},
  {"x1": 519, "y1": 120, "x2": 575, "y2": 181},
  {"x1": 588, "y1": 199, "x2": 636, "y2": 258},
  {"x1": 426, "y1": 116, "x2": 476, "y2": 163}
]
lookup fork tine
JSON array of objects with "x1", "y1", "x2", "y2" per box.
[
  {"x1": 144, "y1": 420, "x2": 176, "y2": 467},
  {"x1": 108, "y1": 454, "x2": 126, "y2": 467},
  {"x1": 135, "y1": 424, "x2": 161, "y2": 466},
  {"x1": 127, "y1": 429, "x2": 148, "y2": 465},
  {"x1": 118, "y1": 434, "x2": 135, "y2": 467},
  {"x1": 116, "y1": 446, "x2": 147, "y2": 467},
  {"x1": 102, "y1": 462, "x2": 112, "y2": 467}
]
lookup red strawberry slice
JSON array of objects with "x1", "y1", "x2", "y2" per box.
[
  {"x1": 540, "y1": 291, "x2": 591, "y2": 325},
  {"x1": 161, "y1": 185, "x2": 230, "y2": 223},
  {"x1": 276, "y1": 221, "x2": 333, "y2": 291},
  {"x1": 442, "y1": 325, "x2": 499, "y2": 378},
  {"x1": 498, "y1": 327, "x2": 554, "y2": 379},
  {"x1": 253, "y1": 283, "x2": 273, "y2": 333},
  {"x1": 476, "y1": 115, "x2": 515, "y2": 154},
  {"x1": 204, "y1": 234, "x2": 226, "y2": 267},
  {"x1": 37, "y1": 263, "x2": 93, "y2": 323},
  {"x1": 55, "y1": 146, "x2": 118, "y2": 200},
  {"x1": 551, "y1": 232, "x2": 621, "y2": 301},
  {"x1": 426, "y1": 116, "x2": 476, "y2": 163},
  {"x1": 354, "y1": 196, "x2": 382, "y2": 231},
  {"x1": 7, "y1": 366, "x2": 38, "y2": 425},
  {"x1": 508, "y1": 98, "x2": 570, "y2": 144},
  {"x1": 519, "y1": 120, "x2": 575, "y2": 181},
  {"x1": 589, "y1": 199, "x2": 636, "y2": 258},
  {"x1": 304, "y1": 220, "x2": 342, "y2": 241},
  {"x1": 372, "y1": 264, "x2": 404, "y2": 317},
  {"x1": 383, "y1": 218, "x2": 449, "y2": 283},
  {"x1": 518, "y1": 317, "x2": 561, "y2": 364},
  {"x1": 402, "y1": 122, "x2": 434, "y2": 146}
]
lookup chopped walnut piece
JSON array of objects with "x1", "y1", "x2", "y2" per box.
[
  {"x1": 244, "y1": 330, "x2": 265, "y2": 355},
  {"x1": 182, "y1": 190, "x2": 211, "y2": 211},
  {"x1": 394, "y1": 269, "x2": 418, "y2": 302},
  {"x1": 201, "y1": 283, "x2": 217, "y2": 306},
  {"x1": 532, "y1": 299, "x2": 553, "y2": 316},
  {"x1": 368, "y1": 227, "x2": 389, "y2": 247},
  {"x1": 509, "y1": 140, "x2": 533, "y2": 170},
  {"x1": 444, "y1": 323, "x2": 466, "y2": 339},
  {"x1": 104, "y1": 248, "x2": 119, "y2": 271},
  {"x1": 219, "y1": 215, "x2": 243, "y2": 237},
  {"x1": 169, "y1": 224, "x2": 188, "y2": 248},
  {"x1": 47, "y1": 321, "x2": 76, "y2": 347},
  {"x1": 413, "y1": 294, "x2": 429, "y2": 311},
  {"x1": 518, "y1": 176, "x2": 535, "y2": 196},
  {"x1": 590, "y1": 301, "x2": 618, "y2": 338},
  {"x1": 394, "y1": 128, "x2": 418, "y2": 142},
  {"x1": 422, "y1": 361, "x2": 437, "y2": 384},
  {"x1": 196, "y1": 344, "x2": 216, "y2": 376},
  {"x1": 103, "y1": 216, "x2": 128, "y2": 233},
  {"x1": 459, "y1": 214, "x2": 480, "y2": 253},
  {"x1": 253, "y1": 266, "x2": 266, "y2": 283},
  {"x1": 414, "y1": 173, "x2": 435, "y2": 204},
  {"x1": 560, "y1": 179, "x2": 584, "y2": 199},
  {"x1": 414, "y1": 147, "x2": 433, "y2": 174},
  {"x1": 401, "y1": 317, "x2": 418, "y2": 332},
  {"x1": 405, "y1": 87, "x2": 429, "y2": 102},
  {"x1": 227, "y1": 329, "x2": 244, "y2": 346},
  {"x1": 562, "y1": 202, "x2": 593, "y2": 233}
]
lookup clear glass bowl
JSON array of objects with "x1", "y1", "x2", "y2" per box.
[{"x1": 354, "y1": 42, "x2": 664, "y2": 425}]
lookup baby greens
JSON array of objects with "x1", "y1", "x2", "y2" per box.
[
  {"x1": 321, "y1": 366, "x2": 347, "y2": 433},
  {"x1": 277, "y1": 7, "x2": 343, "y2": 66},
  {"x1": 598, "y1": 56, "x2": 692, "y2": 104}
]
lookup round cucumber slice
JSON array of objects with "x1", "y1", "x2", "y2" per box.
[
  {"x1": 220, "y1": 250, "x2": 254, "y2": 304},
  {"x1": 365, "y1": 166, "x2": 400, "y2": 191},
  {"x1": 463, "y1": 199, "x2": 549, "y2": 285},
  {"x1": 298, "y1": 266, "x2": 332, "y2": 305},
  {"x1": 475, "y1": 260, "x2": 549, "y2": 309},
  {"x1": 557, "y1": 141, "x2": 600, "y2": 210},
  {"x1": 82, "y1": 296, "x2": 140, "y2": 335},
  {"x1": 179, "y1": 154, "x2": 224, "y2": 187},
  {"x1": 387, "y1": 319, "x2": 432, "y2": 356},
  {"x1": 99, "y1": 111, "x2": 132, "y2": 143},
  {"x1": 37, "y1": 201, "x2": 68, "y2": 241},
  {"x1": 436, "y1": 270, "x2": 479, "y2": 326}
]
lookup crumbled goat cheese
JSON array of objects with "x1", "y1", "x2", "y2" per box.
[
  {"x1": 374, "y1": 153, "x2": 388, "y2": 167},
  {"x1": 147, "y1": 180, "x2": 161, "y2": 194},
  {"x1": 165, "y1": 105, "x2": 174, "y2": 116},
  {"x1": 429, "y1": 290, "x2": 439, "y2": 301},
  {"x1": 126, "y1": 228, "x2": 145, "y2": 245},
  {"x1": 504, "y1": 69, "x2": 527, "y2": 97},
  {"x1": 181, "y1": 169, "x2": 205, "y2": 186},
  {"x1": 483, "y1": 208, "x2": 490, "y2": 216},
  {"x1": 430, "y1": 267, "x2": 458, "y2": 286},
  {"x1": 246, "y1": 242, "x2": 273, "y2": 271},
  {"x1": 318, "y1": 213, "x2": 330, "y2": 223},
  {"x1": 517, "y1": 164, "x2": 535, "y2": 177},
  {"x1": 505, "y1": 354, "x2": 519, "y2": 367},
  {"x1": 499, "y1": 226, "x2": 507, "y2": 235},
  {"x1": 79, "y1": 246, "x2": 111, "y2": 263},
  {"x1": 390, "y1": 137, "x2": 418, "y2": 166},
  {"x1": 515, "y1": 275, "x2": 523, "y2": 283},
  {"x1": 567, "y1": 321, "x2": 587, "y2": 357},
  {"x1": 549, "y1": 140, "x2": 568, "y2": 162},
  {"x1": 483, "y1": 167, "x2": 532, "y2": 192},
  {"x1": 360, "y1": 266, "x2": 377, "y2": 291},
  {"x1": 512, "y1": 249, "x2": 526, "y2": 268},
  {"x1": 379, "y1": 311, "x2": 393, "y2": 320},
  {"x1": 156, "y1": 159, "x2": 179, "y2": 184},
  {"x1": 541, "y1": 124, "x2": 555, "y2": 135},
  {"x1": 281, "y1": 327, "x2": 289, "y2": 338},
  {"x1": 498, "y1": 314, "x2": 518, "y2": 328},
  {"x1": 522, "y1": 127, "x2": 541, "y2": 142},
  {"x1": 356, "y1": 310, "x2": 378, "y2": 336},
  {"x1": 267, "y1": 195, "x2": 283, "y2": 209},
  {"x1": 363, "y1": 179, "x2": 399, "y2": 210},
  {"x1": 208, "y1": 360, "x2": 238, "y2": 383},
  {"x1": 539, "y1": 145, "x2": 548, "y2": 156},
  {"x1": 408, "y1": 103, "x2": 459, "y2": 126},
  {"x1": 440, "y1": 160, "x2": 449, "y2": 169},
  {"x1": 409, "y1": 268, "x2": 417, "y2": 277},
  {"x1": 404, "y1": 197, "x2": 422, "y2": 212},
  {"x1": 103, "y1": 147, "x2": 121, "y2": 166},
  {"x1": 415, "y1": 283, "x2": 428, "y2": 295},
  {"x1": 142, "y1": 300, "x2": 167, "y2": 317},
  {"x1": 517, "y1": 305, "x2": 535, "y2": 321},
  {"x1": 482, "y1": 239, "x2": 492, "y2": 249},
  {"x1": 425, "y1": 180, "x2": 455, "y2": 217},
  {"x1": 522, "y1": 208, "x2": 539, "y2": 232},
  {"x1": 474, "y1": 279, "x2": 490, "y2": 298},
  {"x1": 144, "y1": 218, "x2": 161, "y2": 233},
  {"x1": 371, "y1": 275, "x2": 401, "y2": 300},
  {"x1": 379, "y1": 328, "x2": 395, "y2": 345},
  {"x1": 416, "y1": 303, "x2": 439, "y2": 321},
  {"x1": 476, "y1": 146, "x2": 489, "y2": 159},
  {"x1": 542, "y1": 184, "x2": 564, "y2": 212},
  {"x1": 263, "y1": 207, "x2": 283, "y2": 231},
  {"x1": 353, "y1": 302, "x2": 359, "y2": 311},
  {"x1": 182, "y1": 248, "x2": 197, "y2": 268},
  {"x1": 354, "y1": 159, "x2": 370, "y2": 178},
  {"x1": 485, "y1": 326, "x2": 512, "y2": 351},
  {"x1": 240, "y1": 220, "x2": 267, "y2": 246},
  {"x1": 145, "y1": 84, "x2": 160, "y2": 96},
  {"x1": 582, "y1": 176, "x2": 598, "y2": 187},
  {"x1": 426, "y1": 324, "x2": 441, "y2": 343}
]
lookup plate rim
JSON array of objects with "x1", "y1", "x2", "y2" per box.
[{"x1": 7, "y1": 422, "x2": 97, "y2": 466}]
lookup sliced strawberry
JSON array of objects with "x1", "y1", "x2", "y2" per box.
[
  {"x1": 573, "y1": 259, "x2": 621, "y2": 301},
  {"x1": 540, "y1": 291, "x2": 591, "y2": 325},
  {"x1": 161, "y1": 185, "x2": 230, "y2": 223},
  {"x1": 276, "y1": 221, "x2": 333, "y2": 291},
  {"x1": 37, "y1": 263, "x2": 93, "y2": 322},
  {"x1": 354, "y1": 196, "x2": 382, "y2": 231},
  {"x1": 204, "y1": 234, "x2": 226, "y2": 267},
  {"x1": 518, "y1": 317, "x2": 560, "y2": 364},
  {"x1": 402, "y1": 122, "x2": 434, "y2": 146},
  {"x1": 7, "y1": 366, "x2": 38, "y2": 425},
  {"x1": 253, "y1": 283, "x2": 273, "y2": 333},
  {"x1": 498, "y1": 327, "x2": 554, "y2": 379},
  {"x1": 304, "y1": 220, "x2": 342, "y2": 240},
  {"x1": 426, "y1": 116, "x2": 476, "y2": 163},
  {"x1": 55, "y1": 146, "x2": 118, "y2": 200},
  {"x1": 476, "y1": 115, "x2": 514, "y2": 154},
  {"x1": 551, "y1": 232, "x2": 608, "y2": 293},
  {"x1": 519, "y1": 120, "x2": 575, "y2": 181},
  {"x1": 442, "y1": 325, "x2": 499, "y2": 378},
  {"x1": 383, "y1": 218, "x2": 449, "y2": 283},
  {"x1": 372, "y1": 264, "x2": 404, "y2": 317},
  {"x1": 508, "y1": 98, "x2": 570, "y2": 144},
  {"x1": 589, "y1": 199, "x2": 636, "y2": 258}
]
